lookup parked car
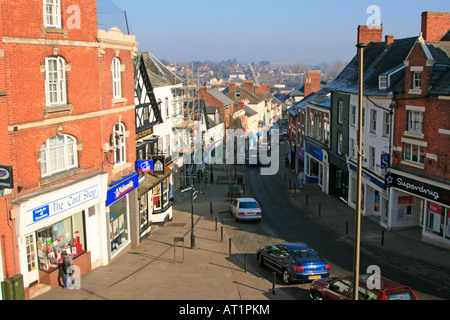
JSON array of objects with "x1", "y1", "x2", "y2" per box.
[
  {"x1": 256, "y1": 243, "x2": 330, "y2": 284},
  {"x1": 230, "y1": 198, "x2": 262, "y2": 221},
  {"x1": 309, "y1": 274, "x2": 418, "y2": 300}
]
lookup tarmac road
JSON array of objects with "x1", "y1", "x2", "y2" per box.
[{"x1": 221, "y1": 163, "x2": 450, "y2": 300}]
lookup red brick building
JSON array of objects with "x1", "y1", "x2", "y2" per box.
[
  {"x1": 387, "y1": 12, "x2": 450, "y2": 249},
  {"x1": 0, "y1": 0, "x2": 138, "y2": 299}
]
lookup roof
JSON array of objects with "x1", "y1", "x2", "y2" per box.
[
  {"x1": 139, "y1": 51, "x2": 183, "y2": 87},
  {"x1": 226, "y1": 86, "x2": 264, "y2": 104},
  {"x1": 425, "y1": 41, "x2": 450, "y2": 95},
  {"x1": 325, "y1": 37, "x2": 417, "y2": 96},
  {"x1": 207, "y1": 88, "x2": 235, "y2": 106}
]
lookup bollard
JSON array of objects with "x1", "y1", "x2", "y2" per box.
[
  {"x1": 215, "y1": 217, "x2": 218, "y2": 231},
  {"x1": 284, "y1": 172, "x2": 286, "y2": 182},
  {"x1": 221, "y1": 226, "x2": 223, "y2": 242},
  {"x1": 319, "y1": 203, "x2": 321, "y2": 217},
  {"x1": 306, "y1": 194, "x2": 309, "y2": 207},
  {"x1": 381, "y1": 230, "x2": 385, "y2": 246},
  {"x1": 210, "y1": 202, "x2": 213, "y2": 215},
  {"x1": 346, "y1": 221, "x2": 349, "y2": 235},
  {"x1": 244, "y1": 254, "x2": 247, "y2": 273},
  {"x1": 229, "y1": 238, "x2": 232, "y2": 256},
  {"x1": 272, "y1": 272, "x2": 276, "y2": 294},
  {"x1": 289, "y1": 178, "x2": 291, "y2": 189}
]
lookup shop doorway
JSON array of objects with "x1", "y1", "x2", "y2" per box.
[{"x1": 25, "y1": 233, "x2": 39, "y2": 285}]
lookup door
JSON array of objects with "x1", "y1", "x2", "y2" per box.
[
  {"x1": 86, "y1": 207, "x2": 100, "y2": 264},
  {"x1": 25, "y1": 233, "x2": 39, "y2": 285}
]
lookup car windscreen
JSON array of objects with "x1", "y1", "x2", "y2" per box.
[
  {"x1": 239, "y1": 202, "x2": 259, "y2": 209},
  {"x1": 290, "y1": 248, "x2": 321, "y2": 260},
  {"x1": 386, "y1": 291, "x2": 415, "y2": 300}
]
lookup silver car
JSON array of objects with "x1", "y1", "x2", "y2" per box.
[{"x1": 230, "y1": 197, "x2": 262, "y2": 221}]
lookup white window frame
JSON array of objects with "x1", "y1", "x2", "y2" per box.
[
  {"x1": 383, "y1": 112, "x2": 391, "y2": 137},
  {"x1": 350, "y1": 105, "x2": 356, "y2": 126},
  {"x1": 44, "y1": 0, "x2": 61, "y2": 28},
  {"x1": 370, "y1": 109, "x2": 377, "y2": 133},
  {"x1": 408, "y1": 110, "x2": 423, "y2": 133},
  {"x1": 337, "y1": 132, "x2": 343, "y2": 155},
  {"x1": 112, "y1": 58, "x2": 122, "y2": 99},
  {"x1": 113, "y1": 122, "x2": 126, "y2": 165},
  {"x1": 45, "y1": 56, "x2": 66, "y2": 107},
  {"x1": 338, "y1": 101, "x2": 343, "y2": 124},
  {"x1": 403, "y1": 142, "x2": 425, "y2": 165},
  {"x1": 369, "y1": 146, "x2": 376, "y2": 169},
  {"x1": 413, "y1": 72, "x2": 422, "y2": 89},
  {"x1": 379, "y1": 75, "x2": 388, "y2": 89},
  {"x1": 40, "y1": 134, "x2": 78, "y2": 177}
]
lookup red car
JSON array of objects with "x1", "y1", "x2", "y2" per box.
[{"x1": 310, "y1": 274, "x2": 418, "y2": 300}]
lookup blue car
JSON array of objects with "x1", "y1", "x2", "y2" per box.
[{"x1": 257, "y1": 243, "x2": 330, "y2": 284}]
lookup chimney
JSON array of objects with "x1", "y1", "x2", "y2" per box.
[
  {"x1": 357, "y1": 25, "x2": 383, "y2": 44},
  {"x1": 228, "y1": 83, "x2": 235, "y2": 92},
  {"x1": 385, "y1": 35, "x2": 394, "y2": 49},
  {"x1": 243, "y1": 80, "x2": 254, "y2": 93},
  {"x1": 199, "y1": 87, "x2": 207, "y2": 98},
  {"x1": 304, "y1": 70, "x2": 321, "y2": 97},
  {"x1": 421, "y1": 11, "x2": 450, "y2": 41}
]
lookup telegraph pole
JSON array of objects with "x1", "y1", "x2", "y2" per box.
[{"x1": 353, "y1": 42, "x2": 367, "y2": 300}]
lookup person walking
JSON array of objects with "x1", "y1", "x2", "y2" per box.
[
  {"x1": 297, "y1": 171, "x2": 304, "y2": 190},
  {"x1": 61, "y1": 251, "x2": 74, "y2": 288}
]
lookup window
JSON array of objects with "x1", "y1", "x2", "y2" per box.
[
  {"x1": 370, "y1": 146, "x2": 376, "y2": 169},
  {"x1": 40, "y1": 134, "x2": 78, "y2": 177},
  {"x1": 370, "y1": 109, "x2": 377, "y2": 133},
  {"x1": 350, "y1": 138, "x2": 356, "y2": 159},
  {"x1": 337, "y1": 132, "x2": 343, "y2": 155},
  {"x1": 165, "y1": 98, "x2": 169, "y2": 119},
  {"x1": 407, "y1": 110, "x2": 423, "y2": 133},
  {"x1": 113, "y1": 122, "x2": 126, "y2": 165},
  {"x1": 379, "y1": 75, "x2": 388, "y2": 89},
  {"x1": 403, "y1": 142, "x2": 425, "y2": 164},
  {"x1": 45, "y1": 56, "x2": 66, "y2": 107},
  {"x1": 350, "y1": 105, "x2": 356, "y2": 126},
  {"x1": 44, "y1": 0, "x2": 61, "y2": 28},
  {"x1": 338, "y1": 101, "x2": 343, "y2": 124},
  {"x1": 361, "y1": 108, "x2": 365, "y2": 129},
  {"x1": 112, "y1": 58, "x2": 122, "y2": 99},
  {"x1": 413, "y1": 72, "x2": 421, "y2": 89},
  {"x1": 383, "y1": 112, "x2": 391, "y2": 137}
]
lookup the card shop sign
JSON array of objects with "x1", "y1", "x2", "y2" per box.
[
  {"x1": 0, "y1": 165, "x2": 13, "y2": 189},
  {"x1": 106, "y1": 172, "x2": 139, "y2": 206},
  {"x1": 385, "y1": 172, "x2": 450, "y2": 207}
]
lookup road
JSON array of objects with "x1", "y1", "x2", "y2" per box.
[{"x1": 218, "y1": 164, "x2": 450, "y2": 300}]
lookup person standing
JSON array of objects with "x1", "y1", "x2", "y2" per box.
[
  {"x1": 297, "y1": 171, "x2": 304, "y2": 190},
  {"x1": 61, "y1": 251, "x2": 74, "y2": 288}
]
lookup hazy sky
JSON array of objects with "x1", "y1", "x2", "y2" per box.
[{"x1": 97, "y1": 0, "x2": 449, "y2": 65}]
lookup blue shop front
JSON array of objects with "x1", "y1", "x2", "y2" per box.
[{"x1": 106, "y1": 172, "x2": 139, "y2": 259}]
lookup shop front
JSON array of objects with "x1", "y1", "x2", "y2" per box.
[
  {"x1": 385, "y1": 169, "x2": 450, "y2": 249},
  {"x1": 304, "y1": 140, "x2": 328, "y2": 193},
  {"x1": 106, "y1": 172, "x2": 138, "y2": 259},
  {"x1": 13, "y1": 172, "x2": 109, "y2": 290}
]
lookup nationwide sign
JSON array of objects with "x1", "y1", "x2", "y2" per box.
[
  {"x1": 106, "y1": 172, "x2": 139, "y2": 206},
  {"x1": 385, "y1": 172, "x2": 450, "y2": 207}
]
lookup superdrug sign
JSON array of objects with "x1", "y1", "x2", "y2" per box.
[{"x1": 385, "y1": 172, "x2": 450, "y2": 207}]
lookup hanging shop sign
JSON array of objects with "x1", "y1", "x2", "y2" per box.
[
  {"x1": 152, "y1": 155, "x2": 165, "y2": 174},
  {"x1": 106, "y1": 172, "x2": 139, "y2": 206},
  {"x1": 0, "y1": 165, "x2": 13, "y2": 189},
  {"x1": 136, "y1": 160, "x2": 154, "y2": 173},
  {"x1": 385, "y1": 172, "x2": 450, "y2": 207}
]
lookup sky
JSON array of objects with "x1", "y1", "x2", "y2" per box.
[{"x1": 97, "y1": 0, "x2": 449, "y2": 65}]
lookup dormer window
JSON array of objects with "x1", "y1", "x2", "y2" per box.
[{"x1": 379, "y1": 75, "x2": 388, "y2": 89}]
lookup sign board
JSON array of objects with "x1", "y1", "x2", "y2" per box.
[
  {"x1": 380, "y1": 154, "x2": 389, "y2": 169},
  {"x1": 106, "y1": 172, "x2": 139, "y2": 206},
  {"x1": 385, "y1": 172, "x2": 450, "y2": 206},
  {"x1": 136, "y1": 160, "x2": 154, "y2": 172},
  {"x1": 152, "y1": 155, "x2": 165, "y2": 174},
  {"x1": 0, "y1": 165, "x2": 13, "y2": 189}
]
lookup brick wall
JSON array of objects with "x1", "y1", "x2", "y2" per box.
[
  {"x1": 357, "y1": 25, "x2": 383, "y2": 44},
  {"x1": 421, "y1": 11, "x2": 450, "y2": 41}
]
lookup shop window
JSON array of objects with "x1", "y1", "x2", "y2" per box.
[
  {"x1": 139, "y1": 193, "x2": 148, "y2": 231},
  {"x1": 110, "y1": 196, "x2": 128, "y2": 255},
  {"x1": 40, "y1": 134, "x2": 78, "y2": 177},
  {"x1": 36, "y1": 211, "x2": 86, "y2": 272},
  {"x1": 162, "y1": 179, "x2": 169, "y2": 207},
  {"x1": 426, "y1": 202, "x2": 443, "y2": 235},
  {"x1": 153, "y1": 184, "x2": 161, "y2": 211}
]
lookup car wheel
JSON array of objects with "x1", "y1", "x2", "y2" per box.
[
  {"x1": 312, "y1": 292, "x2": 323, "y2": 300},
  {"x1": 282, "y1": 269, "x2": 291, "y2": 284}
]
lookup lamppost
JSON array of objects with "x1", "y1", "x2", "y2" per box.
[
  {"x1": 181, "y1": 184, "x2": 203, "y2": 249},
  {"x1": 353, "y1": 42, "x2": 367, "y2": 300}
]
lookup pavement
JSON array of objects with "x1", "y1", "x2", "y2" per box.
[{"x1": 34, "y1": 152, "x2": 450, "y2": 301}]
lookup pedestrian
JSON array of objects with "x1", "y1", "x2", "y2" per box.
[
  {"x1": 297, "y1": 171, "x2": 304, "y2": 190},
  {"x1": 204, "y1": 169, "x2": 209, "y2": 184},
  {"x1": 61, "y1": 251, "x2": 74, "y2": 288}
]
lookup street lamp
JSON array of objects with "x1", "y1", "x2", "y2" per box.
[
  {"x1": 181, "y1": 184, "x2": 204, "y2": 249},
  {"x1": 353, "y1": 42, "x2": 367, "y2": 300}
]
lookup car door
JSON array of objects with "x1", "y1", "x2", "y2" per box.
[
  {"x1": 230, "y1": 200, "x2": 238, "y2": 216},
  {"x1": 268, "y1": 245, "x2": 286, "y2": 273},
  {"x1": 325, "y1": 279, "x2": 352, "y2": 300},
  {"x1": 263, "y1": 246, "x2": 281, "y2": 272}
]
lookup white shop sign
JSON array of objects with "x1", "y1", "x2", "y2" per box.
[{"x1": 25, "y1": 185, "x2": 99, "y2": 228}]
